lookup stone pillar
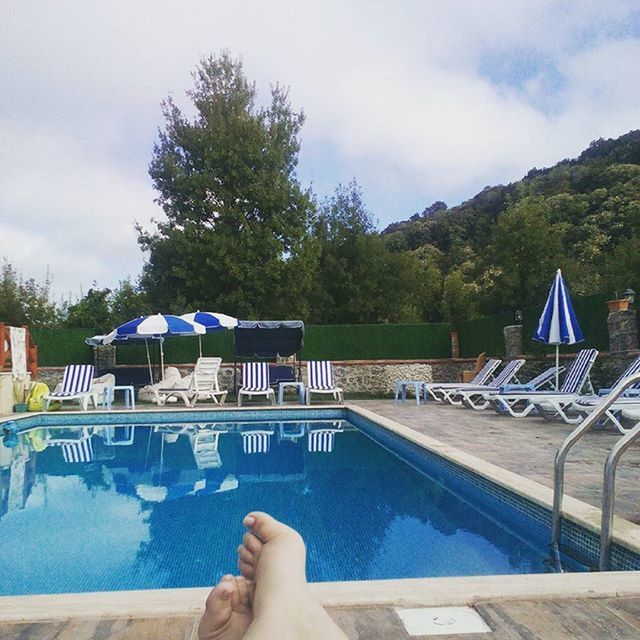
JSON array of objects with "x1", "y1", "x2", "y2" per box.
[
  {"x1": 504, "y1": 325, "x2": 523, "y2": 359},
  {"x1": 94, "y1": 345, "x2": 116, "y2": 371},
  {"x1": 608, "y1": 310, "x2": 638, "y2": 352},
  {"x1": 450, "y1": 331, "x2": 459, "y2": 359}
]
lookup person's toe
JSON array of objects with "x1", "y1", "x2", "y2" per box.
[
  {"x1": 198, "y1": 581, "x2": 234, "y2": 639},
  {"x1": 243, "y1": 511, "x2": 301, "y2": 545},
  {"x1": 232, "y1": 576, "x2": 252, "y2": 612},
  {"x1": 238, "y1": 554, "x2": 256, "y2": 580},
  {"x1": 237, "y1": 544, "x2": 256, "y2": 566},
  {"x1": 242, "y1": 531, "x2": 263, "y2": 555}
]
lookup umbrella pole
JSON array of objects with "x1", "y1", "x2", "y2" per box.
[
  {"x1": 145, "y1": 339, "x2": 153, "y2": 384},
  {"x1": 160, "y1": 339, "x2": 165, "y2": 380},
  {"x1": 556, "y1": 345, "x2": 560, "y2": 390},
  {"x1": 199, "y1": 334, "x2": 203, "y2": 358}
]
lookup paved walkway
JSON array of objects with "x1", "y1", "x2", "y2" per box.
[
  {"x1": 353, "y1": 399, "x2": 640, "y2": 524},
  {"x1": 4, "y1": 598, "x2": 640, "y2": 639}
]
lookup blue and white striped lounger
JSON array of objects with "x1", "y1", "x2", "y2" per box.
[
  {"x1": 43, "y1": 365, "x2": 95, "y2": 412},
  {"x1": 237, "y1": 363, "x2": 275, "y2": 407},
  {"x1": 305, "y1": 361, "x2": 344, "y2": 404}
]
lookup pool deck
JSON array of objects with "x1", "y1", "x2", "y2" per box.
[
  {"x1": 355, "y1": 399, "x2": 640, "y2": 525},
  {"x1": 3, "y1": 399, "x2": 640, "y2": 638}
]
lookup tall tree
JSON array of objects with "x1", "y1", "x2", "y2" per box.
[
  {"x1": 139, "y1": 52, "x2": 318, "y2": 318},
  {"x1": 309, "y1": 180, "x2": 428, "y2": 323},
  {"x1": 0, "y1": 260, "x2": 60, "y2": 328}
]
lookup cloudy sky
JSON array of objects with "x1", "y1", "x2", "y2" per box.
[{"x1": 1, "y1": 1, "x2": 639, "y2": 299}]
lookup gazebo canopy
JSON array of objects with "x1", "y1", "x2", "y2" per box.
[{"x1": 234, "y1": 321, "x2": 304, "y2": 358}]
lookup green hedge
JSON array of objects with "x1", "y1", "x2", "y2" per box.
[
  {"x1": 33, "y1": 323, "x2": 452, "y2": 366},
  {"x1": 31, "y1": 328, "x2": 94, "y2": 366},
  {"x1": 302, "y1": 324, "x2": 451, "y2": 360},
  {"x1": 458, "y1": 294, "x2": 610, "y2": 358}
]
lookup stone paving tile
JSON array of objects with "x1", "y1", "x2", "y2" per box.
[
  {"x1": 353, "y1": 400, "x2": 640, "y2": 524},
  {"x1": 0, "y1": 616, "x2": 198, "y2": 640}
]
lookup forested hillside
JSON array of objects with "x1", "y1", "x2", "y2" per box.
[
  {"x1": 383, "y1": 130, "x2": 640, "y2": 324},
  {"x1": 2, "y1": 51, "x2": 638, "y2": 331}
]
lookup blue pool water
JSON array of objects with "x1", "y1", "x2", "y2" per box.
[{"x1": 0, "y1": 414, "x2": 585, "y2": 595}]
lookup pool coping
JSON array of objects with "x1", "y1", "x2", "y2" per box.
[
  {"x1": 2, "y1": 402, "x2": 640, "y2": 621},
  {"x1": 2, "y1": 572, "x2": 640, "y2": 622}
]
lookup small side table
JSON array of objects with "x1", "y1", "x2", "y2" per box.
[
  {"x1": 278, "y1": 381, "x2": 305, "y2": 405},
  {"x1": 103, "y1": 385, "x2": 136, "y2": 410},
  {"x1": 393, "y1": 380, "x2": 425, "y2": 406}
]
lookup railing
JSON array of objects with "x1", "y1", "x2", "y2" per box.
[
  {"x1": 551, "y1": 371, "x2": 640, "y2": 569},
  {"x1": 600, "y1": 417, "x2": 640, "y2": 570}
]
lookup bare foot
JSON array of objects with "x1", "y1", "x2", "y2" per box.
[
  {"x1": 238, "y1": 512, "x2": 347, "y2": 640},
  {"x1": 198, "y1": 574, "x2": 254, "y2": 640}
]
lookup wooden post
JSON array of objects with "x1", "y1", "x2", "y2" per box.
[{"x1": 0, "y1": 323, "x2": 6, "y2": 371}]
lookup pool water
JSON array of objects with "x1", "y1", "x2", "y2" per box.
[{"x1": 0, "y1": 419, "x2": 582, "y2": 595}]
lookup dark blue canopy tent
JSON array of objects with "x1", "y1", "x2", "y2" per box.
[{"x1": 233, "y1": 321, "x2": 305, "y2": 391}]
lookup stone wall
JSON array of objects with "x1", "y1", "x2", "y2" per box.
[
  {"x1": 38, "y1": 352, "x2": 639, "y2": 397},
  {"x1": 37, "y1": 358, "x2": 478, "y2": 397}
]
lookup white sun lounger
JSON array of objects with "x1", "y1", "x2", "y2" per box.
[
  {"x1": 483, "y1": 349, "x2": 598, "y2": 420},
  {"x1": 446, "y1": 359, "x2": 525, "y2": 408},
  {"x1": 424, "y1": 359, "x2": 502, "y2": 402},
  {"x1": 563, "y1": 355, "x2": 640, "y2": 432},
  {"x1": 158, "y1": 357, "x2": 228, "y2": 407}
]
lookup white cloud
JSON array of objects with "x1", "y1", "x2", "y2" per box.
[{"x1": 0, "y1": 0, "x2": 638, "y2": 295}]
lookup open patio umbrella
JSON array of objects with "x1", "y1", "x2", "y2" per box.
[
  {"x1": 180, "y1": 311, "x2": 238, "y2": 357},
  {"x1": 104, "y1": 314, "x2": 206, "y2": 377},
  {"x1": 533, "y1": 269, "x2": 584, "y2": 388}
]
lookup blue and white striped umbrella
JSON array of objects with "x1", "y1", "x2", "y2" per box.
[
  {"x1": 105, "y1": 314, "x2": 206, "y2": 378},
  {"x1": 181, "y1": 311, "x2": 238, "y2": 330},
  {"x1": 180, "y1": 311, "x2": 238, "y2": 357},
  {"x1": 533, "y1": 269, "x2": 584, "y2": 387},
  {"x1": 109, "y1": 313, "x2": 206, "y2": 340}
]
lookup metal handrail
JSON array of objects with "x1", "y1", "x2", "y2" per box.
[
  {"x1": 551, "y1": 371, "x2": 640, "y2": 553},
  {"x1": 600, "y1": 418, "x2": 640, "y2": 570}
]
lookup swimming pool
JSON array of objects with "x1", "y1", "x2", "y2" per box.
[{"x1": 0, "y1": 407, "x2": 637, "y2": 596}]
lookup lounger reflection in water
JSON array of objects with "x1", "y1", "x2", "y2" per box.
[
  {"x1": 307, "y1": 421, "x2": 344, "y2": 453},
  {"x1": 242, "y1": 430, "x2": 272, "y2": 454},
  {"x1": 47, "y1": 427, "x2": 94, "y2": 463}
]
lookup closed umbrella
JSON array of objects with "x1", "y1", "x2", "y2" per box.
[
  {"x1": 105, "y1": 314, "x2": 206, "y2": 377},
  {"x1": 180, "y1": 311, "x2": 238, "y2": 357},
  {"x1": 533, "y1": 269, "x2": 584, "y2": 388}
]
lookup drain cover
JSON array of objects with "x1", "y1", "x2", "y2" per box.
[{"x1": 395, "y1": 606, "x2": 491, "y2": 636}]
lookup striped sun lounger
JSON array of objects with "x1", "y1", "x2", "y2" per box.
[
  {"x1": 43, "y1": 365, "x2": 95, "y2": 412},
  {"x1": 305, "y1": 361, "x2": 344, "y2": 404},
  {"x1": 237, "y1": 363, "x2": 275, "y2": 407}
]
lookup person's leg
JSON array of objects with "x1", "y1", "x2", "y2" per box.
[
  {"x1": 198, "y1": 574, "x2": 253, "y2": 640},
  {"x1": 238, "y1": 512, "x2": 347, "y2": 640}
]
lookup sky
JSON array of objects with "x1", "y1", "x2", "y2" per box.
[{"x1": 1, "y1": 1, "x2": 639, "y2": 300}]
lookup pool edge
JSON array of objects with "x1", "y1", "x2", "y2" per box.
[
  {"x1": 345, "y1": 404, "x2": 640, "y2": 557},
  {"x1": 1, "y1": 572, "x2": 640, "y2": 622}
]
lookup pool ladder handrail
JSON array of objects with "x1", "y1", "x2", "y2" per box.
[{"x1": 551, "y1": 371, "x2": 640, "y2": 571}]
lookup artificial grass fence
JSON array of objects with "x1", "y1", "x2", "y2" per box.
[
  {"x1": 33, "y1": 323, "x2": 453, "y2": 367},
  {"x1": 457, "y1": 293, "x2": 611, "y2": 358}
]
